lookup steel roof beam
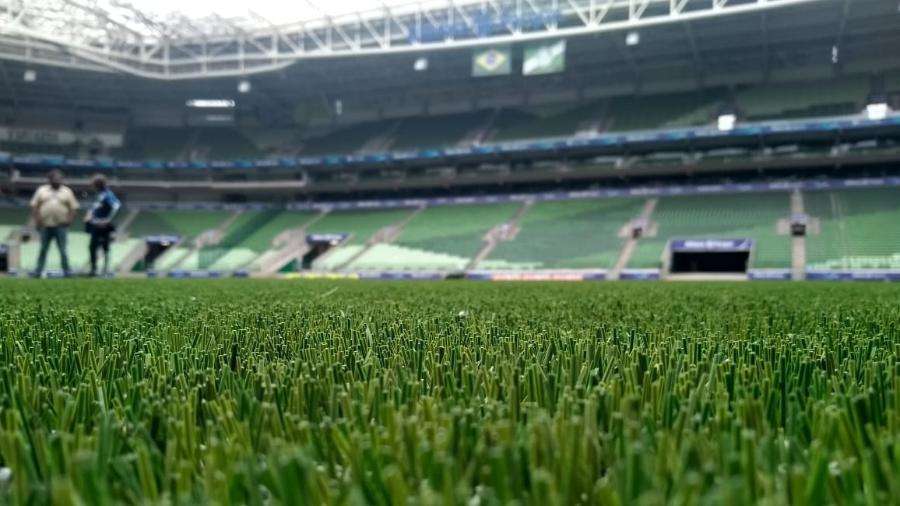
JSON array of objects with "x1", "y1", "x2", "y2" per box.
[{"x1": 0, "y1": 0, "x2": 834, "y2": 80}]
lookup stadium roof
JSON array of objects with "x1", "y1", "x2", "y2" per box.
[
  {"x1": 0, "y1": 0, "x2": 840, "y2": 79},
  {"x1": 0, "y1": 0, "x2": 897, "y2": 125}
]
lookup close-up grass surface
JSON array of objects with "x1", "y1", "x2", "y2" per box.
[{"x1": 0, "y1": 279, "x2": 897, "y2": 505}]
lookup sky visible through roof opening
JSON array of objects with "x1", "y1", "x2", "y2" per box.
[{"x1": 131, "y1": 0, "x2": 473, "y2": 23}]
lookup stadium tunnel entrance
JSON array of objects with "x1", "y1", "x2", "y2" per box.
[
  {"x1": 665, "y1": 239, "x2": 753, "y2": 276},
  {"x1": 301, "y1": 233, "x2": 348, "y2": 269},
  {"x1": 144, "y1": 235, "x2": 180, "y2": 270}
]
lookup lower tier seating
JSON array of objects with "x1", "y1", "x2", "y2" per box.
[
  {"x1": 805, "y1": 187, "x2": 900, "y2": 270},
  {"x1": 628, "y1": 192, "x2": 791, "y2": 269},
  {"x1": 488, "y1": 197, "x2": 646, "y2": 270}
]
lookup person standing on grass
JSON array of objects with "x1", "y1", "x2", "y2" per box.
[
  {"x1": 30, "y1": 169, "x2": 79, "y2": 277},
  {"x1": 84, "y1": 174, "x2": 121, "y2": 277}
]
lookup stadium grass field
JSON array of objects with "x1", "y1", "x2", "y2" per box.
[{"x1": 0, "y1": 279, "x2": 897, "y2": 504}]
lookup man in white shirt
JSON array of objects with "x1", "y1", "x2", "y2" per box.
[{"x1": 30, "y1": 170, "x2": 79, "y2": 277}]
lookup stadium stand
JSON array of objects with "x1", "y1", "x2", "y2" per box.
[
  {"x1": 104, "y1": 237, "x2": 144, "y2": 272},
  {"x1": 18, "y1": 232, "x2": 91, "y2": 273},
  {"x1": 0, "y1": 207, "x2": 29, "y2": 227},
  {"x1": 489, "y1": 103, "x2": 608, "y2": 141},
  {"x1": 113, "y1": 128, "x2": 260, "y2": 161},
  {"x1": 127, "y1": 210, "x2": 233, "y2": 240},
  {"x1": 628, "y1": 192, "x2": 792, "y2": 269},
  {"x1": 390, "y1": 111, "x2": 491, "y2": 150},
  {"x1": 305, "y1": 209, "x2": 413, "y2": 270},
  {"x1": 0, "y1": 208, "x2": 28, "y2": 247},
  {"x1": 190, "y1": 210, "x2": 312, "y2": 270},
  {"x1": 114, "y1": 127, "x2": 191, "y2": 160},
  {"x1": 349, "y1": 203, "x2": 518, "y2": 270},
  {"x1": 605, "y1": 90, "x2": 726, "y2": 132},
  {"x1": 300, "y1": 121, "x2": 396, "y2": 155},
  {"x1": 805, "y1": 187, "x2": 900, "y2": 270},
  {"x1": 486, "y1": 198, "x2": 646, "y2": 270},
  {"x1": 735, "y1": 77, "x2": 868, "y2": 121},
  {"x1": 191, "y1": 128, "x2": 262, "y2": 160},
  {"x1": 0, "y1": 141, "x2": 81, "y2": 158},
  {"x1": 307, "y1": 209, "x2": 411, "y2": 245}
]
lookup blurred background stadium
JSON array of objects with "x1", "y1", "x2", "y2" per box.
[{"x1": 0, "y1": 0, "x2": 898, "y2": 280}]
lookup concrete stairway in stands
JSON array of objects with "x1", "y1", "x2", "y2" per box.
[
  {"x1": 165, "y1": 210, "x2": 243, "y2": 270},
  {"x1": 609, "y1": 198, "x2": 658, "y2": 279},
  {"x1": 466, "y1": 200, "x2": 533, "y2": 270},
  {"x1": 791, "y1": 190, "x2": 806, "y2": 280},
  {"x1": 117, "y1": 241, "x2": 149, "y2": 275},
  {"x1": 116, "y1": 208, "x2": 140, "y2": 238},
  {"x1": 255, "y1": 210, "x2": 330, "y2": 275}
]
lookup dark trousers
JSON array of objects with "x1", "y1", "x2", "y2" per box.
[
  {"x1": 35, "y1": 226, "x2": 70, "y2": 276},
  {"x1": 89, "y1": 227, "x2": 113, "y2": 275}
]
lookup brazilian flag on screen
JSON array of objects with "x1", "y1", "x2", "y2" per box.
[
  {"x1": 523, "y1": 39, "x2": 566, "y2": 76},
  {"x1": 472, "y1": 46, "x2": 512, "y2": 77}
]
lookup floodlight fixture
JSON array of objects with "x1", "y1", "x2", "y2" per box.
[
  {"x1": 23, "y1": 69, "x2": 36, "y2": 82},
  {"x1": 625, "y1": 31, "x2": 640, "y2": 46},
  {"x1": 238, "y1": 80, "x2": 252, "y2": 93},
  {"x1": 334, "y1": 99, "x2": 343, "y2": 116},
  {"x1": 866, "y1": 102, "x2": 890, "y2": 121},
  {"x1": 186, "y1": 99, "x2": 236, "y2": 108},
  {"x1": 717, "y1": 113, "x2": 737, "y2": 131},
  {"x1": 414, "y1": 57, "x2": 429, "y2": 71}
]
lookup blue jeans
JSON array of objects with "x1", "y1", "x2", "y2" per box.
[{"x1": 35, "y1": 226, "x2": 70, "y2": 276}]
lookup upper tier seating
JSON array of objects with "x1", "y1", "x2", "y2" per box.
[
  {"x1": 0, "y1": 74, "x2": 877, "y2": 160},
  {"x1": 301, "y1": 121, "x2": 396, "y2": 155},
  {"x1": 0, "y1": 141, "x2": 81, "y2": 158},
  {"x1": 489, "y1": 103, "x2": 608, "y2": 141},
  {"x1": 115, "y1": 127, "x2": 260, "y2": 161},
  {"x1": 804, "y1": 187, "x2": 900, "y2": 270},
  {"x1": 628, "y1": 192, "x2": 791, "y2": 269},
  {"x1": 193, "y1": 129, "x2": 262, "y2": 160},
  {"x1": 487, "y1": 197, "x2": 646, "y2": 270},
  {"x1": 604, "y1": 90, "x2": 726, "y2": 132},
  {"x1": 390, "y1": 111, "x2": 491, "y2": 150},
  {"x1": 735, "y1": 77, "x2": 868, "y2": 121},
  {"x1": 114, "y1": 128, "x2": 191, "y2": 160}
]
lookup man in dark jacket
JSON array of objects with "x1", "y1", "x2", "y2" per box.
[{"x1": 84, "y1": 174, "x2": 121, "y2": 277}]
